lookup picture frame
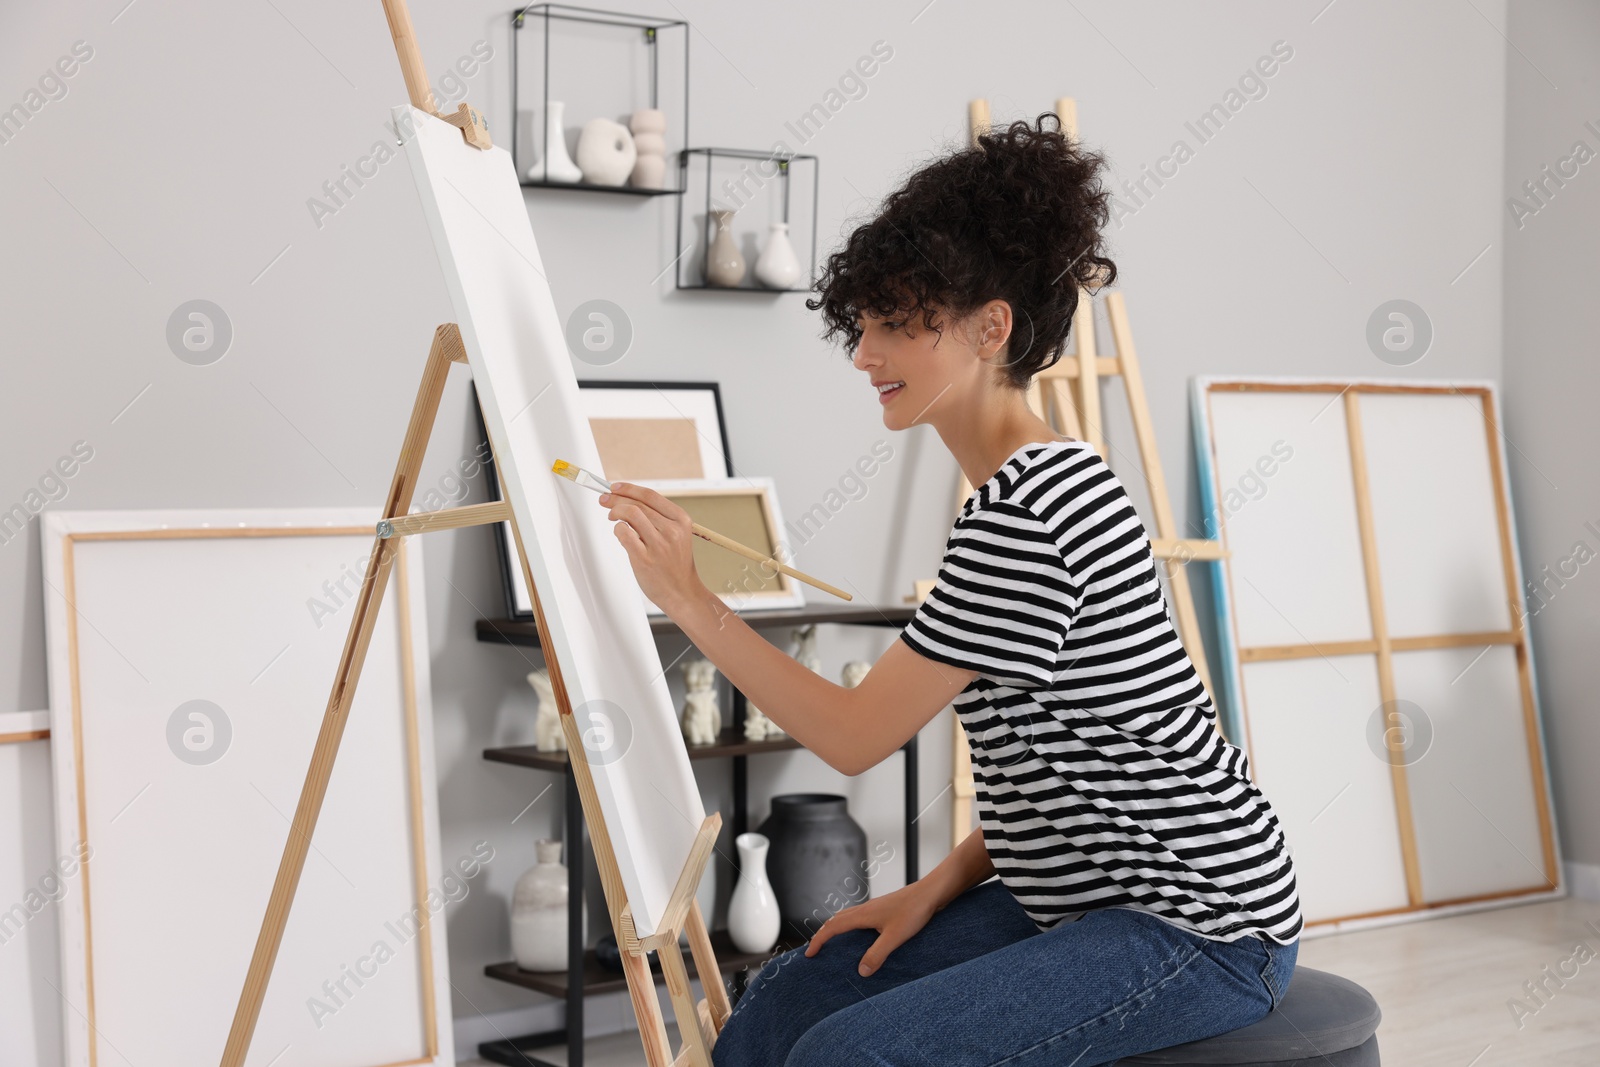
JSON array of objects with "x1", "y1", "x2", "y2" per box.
[
  {"x1": 576, "y1": 379, "x2": 733, "y2": 482},
  {"x1": 475, "y1": 380, "x2": 735, "y2": 620},
  {"x1": 631, "y1": 477, "x2": 807, "y2": 615}
]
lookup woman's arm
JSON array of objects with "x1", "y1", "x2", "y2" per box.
[
  {"x1": 665, "y1": 580, "x2": 976, "y2": 776},
  {"x1": 920, "y1": 826, "x2": 996, "y2": 909},
  {"x1": 599, "y1": 481, "x2": 978, "y2": 776}
]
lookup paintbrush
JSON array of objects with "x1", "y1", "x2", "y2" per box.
[{"x1": 552, "y1": 459, "x2": 852, "y2": 602}]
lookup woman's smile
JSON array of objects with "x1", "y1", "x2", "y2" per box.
[{"x1": 874, "y1": 378, "x2": 907, "y2": 404}]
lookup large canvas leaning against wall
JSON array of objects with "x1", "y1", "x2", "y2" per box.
[
  {"x1": 41, "y1": 508, "x2": 453, "y2": 1067},
  {"x1": 1191, "y1": 377, "x2": 1562, "y2": 935},
  {"x1": 398, "y1": 104, "x2": 705, "y2": 938}
]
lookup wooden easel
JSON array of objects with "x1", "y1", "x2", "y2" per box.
[
  {"x1": 943, "y1": 98, "x2": 1229, "y2": 850},
  {"x1": 219, "y1": 6, "x2": 729, "y2": 1067}
]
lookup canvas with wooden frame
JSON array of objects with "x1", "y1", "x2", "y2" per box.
[
  {"x1": 40, "y1": 507, "x2": 452, "y2": 1067},
  {"x1": 1191, "y1": 376, "x2": 1563, "y2": 935},
  {"x1": 218, "y1": 6, "x2": 730, "y2": 1065},
  {"x1": 1, "y1": 709, "x2": 58, "y2": 1067}
]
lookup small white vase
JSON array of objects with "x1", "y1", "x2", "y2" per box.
[
  {"x1": 728, "y1": 832, "x2": 781, "y2": 954},
  {"x1": 755, "y1": 222, "x2": 801, "y2": 289},
  {"x1": 511, "y1": 839, "x2": 586, "y2": 971},
  {"x1": 525, "y1": 101, "x2": 582, "y2": 183},
  {"x1": 704, "y1": 209, "x2": 746, "y2": 287}
]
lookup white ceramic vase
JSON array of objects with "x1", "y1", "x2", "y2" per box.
[
  {"x1": 525, "y1": 101, "x2": 582, "y2": 183},
  {"x1": 575, "y1": 117, "x2": 636, "y2": 186},
  {"x1": 511, "y1": 838, "x2": 586, "y2": 971},
  {"x1": 727, "y1": 832, "x2": 781, "y2": 954},
  {"x1": 755, "y1": 222, "x2": 801, "y2": 289},
  {"x1": 704, "y1": 209, "x2": 746, "y2": 287}
]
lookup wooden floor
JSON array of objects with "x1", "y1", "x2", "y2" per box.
[{"x1": 462, "y1": 895, "x2": 1600, "y2": 1067}]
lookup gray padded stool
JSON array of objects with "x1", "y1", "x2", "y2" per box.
[{"x1": 1113, "y1": 967, "x2": 1382, "y2": 1067}]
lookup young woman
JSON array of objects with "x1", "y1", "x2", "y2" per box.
[{"x1": 595, "y1": 113, "x2": 1302, "y2": 1067}]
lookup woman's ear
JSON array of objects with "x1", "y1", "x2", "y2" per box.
[{"x1": 975, "y1": 299, "x2": 1015, "y2": 369}]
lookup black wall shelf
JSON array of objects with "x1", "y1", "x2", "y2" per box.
[
  {"x1": 674, "y1": 147, "x2": 820, "y2": 292},
  {"x1": 511, "y1": 4, "x2": 690, "y2": 195}
]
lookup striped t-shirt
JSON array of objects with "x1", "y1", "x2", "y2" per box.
[{"x1": 901, "y1": 438, "x2": 1303, "y2": 945}]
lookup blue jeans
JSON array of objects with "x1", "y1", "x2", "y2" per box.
[{"x1": 711, "y1": 879, "x2": 1297, "y2": 1067}]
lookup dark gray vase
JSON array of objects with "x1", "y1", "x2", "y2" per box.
[{"x1": 755, "y1": 793, "x2": 870, "y2": 937}]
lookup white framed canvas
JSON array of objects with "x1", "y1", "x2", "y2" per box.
[
  {"x1": 41, "y1": 508, "x2": 453, "y2": 1067},
  {"x1": 1191, "y1": 377, "x2": 1562, "y2": 936},
  {"x1": 400, "y1": 104, "x2": 705, "y2": 938},
  {"x1": 0, "y1": 709, "x2": 60, "y2": 1067}
]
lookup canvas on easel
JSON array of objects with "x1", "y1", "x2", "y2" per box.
[{"x1": 219, "y1": 5, "x2": 728, "y2": 1066}]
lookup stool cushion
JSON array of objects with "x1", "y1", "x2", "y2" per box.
[{"x1": 1115, "y1": 966, "x2": 1382, "y2": 1066}]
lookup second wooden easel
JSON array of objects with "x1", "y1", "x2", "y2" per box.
[{"x1": 941, "y1": 97, "x2": 1229, "y2": 850}]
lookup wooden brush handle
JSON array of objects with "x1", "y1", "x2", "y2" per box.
[{"x1": 690, "y1": 524, "x2": 852, "y2": 601}]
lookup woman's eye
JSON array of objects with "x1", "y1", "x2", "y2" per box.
[{"x1": 882, "y1": 320, "x2": 904, "y2": 331}]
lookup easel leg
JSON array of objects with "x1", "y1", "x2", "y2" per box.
[
  {"x1": 658, "y1": 942, "x2": 713, "y2": 1067},
  {"x1": 219, "y1": 324, "x2": 465, "y2": 1067},
  {"x1": 622, "y1": 947, "x2": 673, "y2": 1064},
  {"x1": 686, "y1": 899, "x2": 732, "y2": 1028}
]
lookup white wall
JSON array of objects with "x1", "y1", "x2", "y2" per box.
[
  {"x1": 4, "y1": 0, "x2": 1564, "y2": 1058},
  {"x1": 1501, "y1": 0, "x2": 1600, "y2": 895}
]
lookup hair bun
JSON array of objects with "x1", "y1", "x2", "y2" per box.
[{"x1": 808, "y1": 111, "x2": 1118, "y2": 387}]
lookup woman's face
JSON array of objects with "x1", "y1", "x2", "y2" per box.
[{"x1": 852, "y1": 304, "x2": 992, "y2": 431}]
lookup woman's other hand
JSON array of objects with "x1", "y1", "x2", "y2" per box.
[{"x1": 804, "y1": 880, "x2": 941, "y2": 977}]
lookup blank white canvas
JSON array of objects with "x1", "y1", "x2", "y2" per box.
[
  {"x1": 1239, "y1": 656, "x2": 1409, "y2": 922},
  {"x1": 399, "y1": 106, "x2": 704, "y2": 936},
  {"x1": 0, "y1": 713, "x2": 62, "y2": 1067},
  {"x1": 1359, "y1": 391, "x2": 1513, "y2": 638},
  {"x1": 1196, "y1": 377, "x2": 1561, "y2": 933},
  {"x1": 1205, "y1": 389, "x2": 1372, "y2": 647},
  {"x1": 42, "y1": 509, "x2": 451, "y2": 1067},
  {"x1": 1393, "y1": 645, "x2": 1546, "y2": 901}
]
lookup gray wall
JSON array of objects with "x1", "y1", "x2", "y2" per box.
[
  {"x1": 1502, "y1": 0, "x2": 1600, "y2": 892},
  {"x1": 8, "y1": 0, "x2": 1589, "y2": 1055}
]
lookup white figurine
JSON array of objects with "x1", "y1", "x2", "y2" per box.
[
  {"x1": 793, "y1": 625, "x2": 824, "y2": 676},
  {"x1": 680, "y1": 658, "x2": 721, "y2": 746},
  {"x1": 744, "y1": 702, "x2": 777, "y2": 742},
  {"x1": 841, "y1": 660, "x2": 870, "y2": 688},
  {"x1": 528, "y1": 668, "x2": 566, "y2": 753}
]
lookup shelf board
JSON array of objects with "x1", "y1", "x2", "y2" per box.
[
  {"x1": 520, "y1": 178, "x2": 683, "y2": 196},
  {"x1": 675, "y1": 283, "x2": 811, "y2": 293},
  {"x1": 486, "y1": 725, "x2": 803, "y2": 772},
  {"x1": 476, "y1": 603, "x2": 915, "y2": 649},
  {"x1": 484, "y1": 926, "x2": 801, "y2": 998}
]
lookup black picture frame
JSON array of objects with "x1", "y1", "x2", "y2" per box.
[{"x1": 474, "y1": 379, "x2": 733, "y2": 621}]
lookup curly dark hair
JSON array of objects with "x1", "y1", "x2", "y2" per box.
[{"x1": 806, "y1": 111, "x2": 1118, "y2": 388}]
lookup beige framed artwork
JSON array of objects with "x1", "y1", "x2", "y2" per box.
[{"x1": 638, "y1": 478, "x2": 807, "y2": 614}]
